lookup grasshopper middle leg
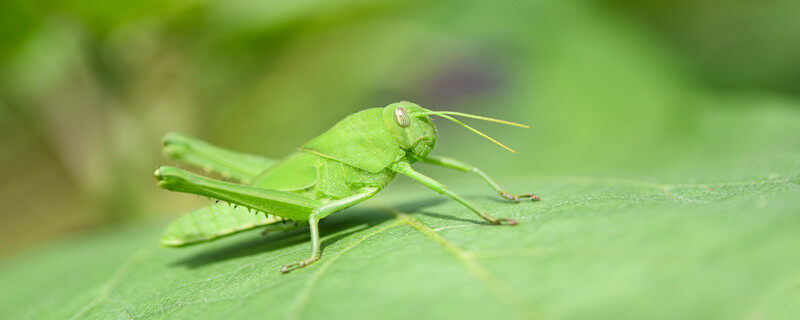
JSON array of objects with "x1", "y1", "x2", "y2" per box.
[{"x1": 280, "y1": 188, "x2": 379, "y2": 273}]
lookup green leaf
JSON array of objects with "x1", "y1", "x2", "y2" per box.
[
  {"x1": 1, "y1": 98, "x2": 799, "y2": 319},
  {"x1": 3, "y1": 1, "x2": 800, "y2": 319}
]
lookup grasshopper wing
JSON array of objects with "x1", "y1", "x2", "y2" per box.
[{"x1": 251, "y1": 151, "x2": 319, "y2": 191}]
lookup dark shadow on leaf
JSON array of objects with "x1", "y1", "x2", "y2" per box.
[
  {"x1": 171, "y1": 207, "x2": 392, "y2": 268},
  {"x1": 168, "y1": 195, "x2": 487, "y2": 268},
  {"x1": 393, "y1": 196, "x2": 502, "y2": 224},
  {"x1": 391, "y1": 197, "x2": 446, "y2": 213},
  {"x1": 481, "y1": 195, "x2": 513, "y2": 204},
  {"x1": 414, "y1": 210, "x2": 490, "y2": 225}
]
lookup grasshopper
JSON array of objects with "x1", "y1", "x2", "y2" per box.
[{"x1": 154, "y1": 101, "x2": 539, "y2": 273}]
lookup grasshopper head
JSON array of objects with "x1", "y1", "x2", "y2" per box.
[
  {"x1": 383, "y1": 101, "x2": 530, "y2": 156},
  {"x1": 382, "y1": 101, "x2": 437, "y2": 158}
]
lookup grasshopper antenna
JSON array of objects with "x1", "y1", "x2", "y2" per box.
[
  {"x1": 417, "y1": 111, "x2": 530, "y2": 128},
  {"x1": 421, "y1": 112, "x2": 521, "y2": 153}
]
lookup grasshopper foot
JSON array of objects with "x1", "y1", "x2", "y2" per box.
[
  {"x1": 280, "y1": 257, "x2": 319, "y2": 274},
  {"x1": 500, "y1": 192, "x2": 541, "y2": 202}
]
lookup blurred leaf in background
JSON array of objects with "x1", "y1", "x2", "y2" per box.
[{"x1": 612, "y1": 0, "x2": 800, "y2": 94}]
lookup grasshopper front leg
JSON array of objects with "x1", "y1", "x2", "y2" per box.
[
  {"x1": 281, "y1": 188, "x2": 379, "y2": 273},
  {"x1": 417, "y1": 155, "x2": 540, "y2": 202},
  {"x1": 391, "y1": 162, "x2": 517, "y2": 225}
]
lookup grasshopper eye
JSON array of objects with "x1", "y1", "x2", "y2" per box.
[{"x1": 394, "y1": 107, "x2": 411, "y2": 127}]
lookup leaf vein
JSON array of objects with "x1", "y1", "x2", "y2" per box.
[
  {"x1": 284, "y1": 219, "x2": 405, "y2": 320},
  {"x1": 69, "y1": 248, "x2": 153, "y2": 320},
  {"x1": 384, "y1": 206, "x2": 543, "y2": 320}
]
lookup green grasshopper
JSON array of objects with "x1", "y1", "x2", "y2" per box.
[{"x1": 154, "y1": 101, "x2": 539, "y2": 273}]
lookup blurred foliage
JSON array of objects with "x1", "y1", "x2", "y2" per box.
[
  {"x1": 0, "y1": 0, "x2": 798, "y2": 259},
  {"x1": 609, "y1": 0, "x2": 800, "y2": 93}
]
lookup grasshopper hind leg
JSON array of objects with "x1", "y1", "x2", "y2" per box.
[
  {"x1": 161, "y1": 132, "x2": 277, "y2": 183},
  {"x1": 154, "y1": 165, "x2": 380, "y2": 274}
]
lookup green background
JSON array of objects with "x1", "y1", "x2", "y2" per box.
[{"x1": 1, "y1": 0, "x2": 799, "y2": 319}]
